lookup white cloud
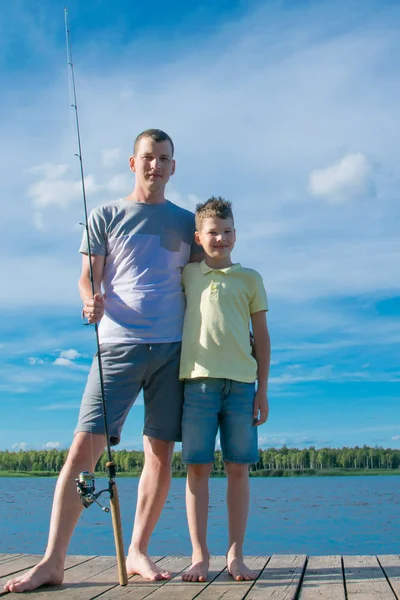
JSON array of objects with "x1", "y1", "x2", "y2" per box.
[
  {"x1": 28, "y1": 357, "x2": 44, "y2": 365},
  {"x1": 392, "y1": 435, "x2": 400, "y2": 441},
  {"x1": 28, "y1": 164, "x2": 69, "y2": 179},
  {"x1": 106, "y1": 173, "x2": 131, "y2": 194},
  {"x1": 38, "y1": 403, "x2": 81, "y2": 411},
  {"x1": 27, "y1": 168, "x2": 97, "y2": 209},
  {"x1": 308, "y1": 153, "x2": 376, "y2": 203},
  {"x1": 12, "y1": 442, "x2": 28, "y2": 450},
  {"x1": 33, "y1": 211, "x2": 45, "y2": 230},
  {"x1": 167, "y1": 190, "x2": 202, "y2": 211},
  {"x1": 53, "y1": 357, "x2": 74, "y2": 367},
  {"x1": 43, "y1": 441, "x2": 61, "y2": 449},
  {"x1": 102, "y1": 147, "x2": 123, "y2": 168},
  {"x1": 53, "y1": 356, "x2": 89, "y2": 372},
  {"x1": 59, "y1": 349, "x2": 81, "y2": 360}
]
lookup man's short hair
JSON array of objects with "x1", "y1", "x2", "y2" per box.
[
  {"x1": 133, "y1": 129, "x2": 174, "y2": 156},
  {"x1": 195, "y1": 196, "x2": 234, "y2": 230}
]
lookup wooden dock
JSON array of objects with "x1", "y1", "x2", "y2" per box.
[{"x1": 1, "y1": 554, "x2": 400, "y2": 599}]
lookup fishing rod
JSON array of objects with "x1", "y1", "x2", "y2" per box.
[{"x1": 64, "y1": 8, "x2": 128, "y2": 586}]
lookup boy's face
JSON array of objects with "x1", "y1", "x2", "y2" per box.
[
  {"x1": 129, "y1": 137, "x2": 175, "y2": 192},
  {"x1": 195, "y1": 216, "x2": 236, "y2": 261}
]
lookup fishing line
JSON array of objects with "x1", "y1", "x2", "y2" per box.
[{"x1": 64, "y1": 8, "x2": 128, "y2": 586}]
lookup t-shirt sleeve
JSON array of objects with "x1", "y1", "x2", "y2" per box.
[
  {"x1": 181, "y1": 264, "x2": 190, "y2": 293},
  {"x1": 249, "y1": 272, "x2": 269, "y2": 314},
  {"x1": 79, "y1": 208, "x2": 107, "y2": 256}
]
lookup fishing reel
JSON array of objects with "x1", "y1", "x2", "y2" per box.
[{"x1": 76, "y1": 471, "x2": 110, "y2": 512}]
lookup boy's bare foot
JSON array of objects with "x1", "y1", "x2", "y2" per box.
[
  {"x1": 126, "y1": 549, "x2": 171, "y2": 581},
  {"x1": 227, "y1": 556, "x2": 256, "y2": 582},
  {"x1": 182, "y1": 556, "x2": 209, "y2": 582},
  {"x1": 4, "y1": 558, "x2": 64, "y2": 593}
]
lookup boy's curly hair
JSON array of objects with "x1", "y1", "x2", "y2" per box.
[{"x1": 195, "y1": 196, "x2": 234, "y2": 230}]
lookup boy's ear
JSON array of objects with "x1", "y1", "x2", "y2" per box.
[{"x1": 194, "y1": 231, "x2": 202, "y2": 246}]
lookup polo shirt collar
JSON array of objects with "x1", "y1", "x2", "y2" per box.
[{"x1": 199, "y1": 259, "x2": 241, "y2": 275}]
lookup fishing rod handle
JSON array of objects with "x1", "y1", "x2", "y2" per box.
[{"x1": 107, "y1": 462, "x2": 128, "y2": 586}]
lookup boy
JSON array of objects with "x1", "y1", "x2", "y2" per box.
[{"x1": 179, "y1": 197, "x2": 271, "y2": 582}]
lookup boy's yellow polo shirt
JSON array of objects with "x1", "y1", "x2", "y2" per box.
[{"x1": 179, "y1": 260, "x2": 268, "y2": 383}]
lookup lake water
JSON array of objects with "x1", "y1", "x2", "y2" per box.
[{"x1": 1, "y1": 476, "x2": 399, "y2": 556}]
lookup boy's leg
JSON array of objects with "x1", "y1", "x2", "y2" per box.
[
  {"x1": 182, "y1": 463, "x2": 213, "y2": 582},
  {"x1": 225, "y1": 462, "x2": 255, "y2": 581},
  {"x1": 220, "y1": 380, "x2": 258, "y2": 581},
  {"x1": 4, "y1": 432, "x2": 106, "y2": 593},
  {"x1": 181, "y1": 378, "x2": 221, "y2": 582}
]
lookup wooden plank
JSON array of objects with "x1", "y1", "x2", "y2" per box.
[
  {"x1": 344, "y1": 555, "x2": 396, "y2": 599},
  {"x1": 146, "y1": 556, "x2": 227, "y2": 599},
  {"x1": 195, "y1": 556, "x2": 268, "y2": 599},
  {"x1": 0, "y1": 556, "x2": 43, "y2": 579},
  {"x1": 97, "y1": 556, "x2": 192, "y2": 600},
  {"x1": 378, "y1": 555, "x2": 400, "y2": 599},
  {"x1": 0, "y1": 557, "x2": 23, "y2": 566},
  {"x1": 3, "y1": 556, "x2": 113, "y2": 600},
  {"x1": 0, "y1": 554, "x2": 93, "y2": 580},
  {"x1": 246, "y1": 554, "x2": 307, "y2": 600},
  {"x1": 298, "y1": 556, "x2": 345, "y2": 600}
]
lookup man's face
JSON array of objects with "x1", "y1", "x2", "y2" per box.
[
  {"x1": 130, "y1": 137, "x2": 175, "y2": 192},
  {"x1": 195, "y1": 216, "x2": 236, "y2": 260}
]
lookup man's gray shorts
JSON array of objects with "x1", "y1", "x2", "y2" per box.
[{"x1": 74, "y1": 342, "x2": 183, "y2": 445}]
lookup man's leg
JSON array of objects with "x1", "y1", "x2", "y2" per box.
[
  {"x1": 182, "y1": 463, "x2": 212, "y2": 582},
  {"x1": 126, "y1": 435, "x2": 174, "y2": 581},
  {"x1": 225, "y1": 462, "x2": 256, "y2": 581},
  {"x1": 4, "y1": 433, "x2": 106, "y2": 593}
]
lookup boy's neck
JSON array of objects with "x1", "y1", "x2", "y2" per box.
[{"x1": 204, "y1": 255, "x2": 233, "y2": 270}]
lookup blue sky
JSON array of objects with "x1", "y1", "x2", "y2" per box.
[{"x1": 1, "y1": 0, "x2": 399, "y2": 452}]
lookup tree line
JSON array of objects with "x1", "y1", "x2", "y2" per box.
[{"x1": 1, "y1": 445, "x2": 399, "y2": 474}]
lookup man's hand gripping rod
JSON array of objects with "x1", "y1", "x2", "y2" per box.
[{"x1": 64, "y1": 8, "x2": 128, "y2": 586}]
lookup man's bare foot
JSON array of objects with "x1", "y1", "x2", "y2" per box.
[
  {"x1": 4, "y1": 558, "x2": 64, "y2": 593},
  {"x1": 227, "y1": 556, "x2": 256, "y2": 582},
  {"x1": 126, "y1": 549, "x2": 171, "y2": 581},
  {"x1": 182, "y1": 556, "x2": 209, "y2": 582}
]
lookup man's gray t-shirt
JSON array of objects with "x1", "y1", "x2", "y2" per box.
[{"x1": 80, "y1": 199, "x2": 197, "y2": 344}]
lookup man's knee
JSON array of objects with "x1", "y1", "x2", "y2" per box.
[
  {"x1": 143, "y1": 436, "x2": 174, "y2": 468},
  {"x1": 65, "y1": 432, "x2": 106, "y2": 472}
]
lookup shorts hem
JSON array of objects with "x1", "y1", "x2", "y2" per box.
[
  {"x1": 223, "y1": 456, "x2": 258, "y2": 464},
  {"x1": 143, "y1": 426, "x2": 182, "y2": 443},
  {"x1": 183, "y1": 457, "x2": 215, "y2": 465},
  {"x1": 73, "y1": 427, "x2": 120, "y2": 446}
]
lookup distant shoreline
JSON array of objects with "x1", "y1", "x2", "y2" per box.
[{"x1": 1, "y1": 468, "x2": 400, "y2": 478}]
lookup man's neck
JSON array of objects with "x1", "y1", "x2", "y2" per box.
[{"x1": 126, "y1": 185, "x2": 166, "y2": 205}]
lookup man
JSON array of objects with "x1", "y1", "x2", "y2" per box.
[{"x1": 5, "y1": 129, "x2": 201, "y2": 592}]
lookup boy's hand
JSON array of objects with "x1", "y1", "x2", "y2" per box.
[{"x1": 253, "y1": 390, "x2": 269, "y2": 426}]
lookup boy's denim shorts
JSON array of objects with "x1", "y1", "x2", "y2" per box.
[
  {"x1": 74, "y1": 342, "x2": 183, "y2": 445},
  {"x1": 182, "y1": 377, "x2": 258, "y2": 464}
]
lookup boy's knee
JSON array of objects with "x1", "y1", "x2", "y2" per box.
[
  {"x1": 188, "y1": 463, "x2": 213, "y2": 479},
  {"x1": 224, "y1": 461, "x2": 249, "y2": 479}
]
